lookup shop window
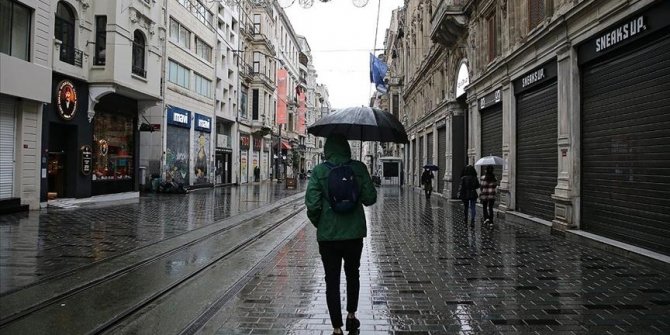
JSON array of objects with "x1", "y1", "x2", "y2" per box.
[
  {"x1": 93, "y1": 113, "x2": 134, "y2": 181},
  {"x1": 0, "y1": 0, "x2": 31, "y2": 61},
  {"x1": 132, "y1": 30, "x2": 146, "y2": 77},
  {"x1": 94, "y1": 16, "x2": 106, "y2": 65},
  {"x1": 529, "y1": 0, "x2": 545, "y2": 30}
]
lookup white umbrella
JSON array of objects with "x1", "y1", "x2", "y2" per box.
[{"x1": 475, "y1": 155, "x2": 505, "y2": 166}]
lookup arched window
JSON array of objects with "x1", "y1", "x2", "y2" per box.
[
  {"x1": 132, "y1": 30, "x2": 146, "y2": 77},
  {"x1": 55, "y1": 2, "x2": 76, "y2": 64}
]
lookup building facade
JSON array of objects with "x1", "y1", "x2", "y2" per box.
[
  {"x1": 391, "y1": 0, "x2": 670, "y2": 255},
  {"x1": 1, "y1": 0, "x2": 52, "y2": 210}
]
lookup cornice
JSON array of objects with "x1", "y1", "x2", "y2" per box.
[{"x1": 401, "y1": 45, "x2": 446, "y2": 99}]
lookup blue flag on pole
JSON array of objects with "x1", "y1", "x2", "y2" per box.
[{"x1": 370, "y1": 53, "x2": 388, "y2": 94}]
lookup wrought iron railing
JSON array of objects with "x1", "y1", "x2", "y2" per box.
[
  {"x1": 60, "y1": 43, "x2": 83, "y2": 67},
  {"x1": 132, "y1": 65, "x2": 147, "y2": 78}
]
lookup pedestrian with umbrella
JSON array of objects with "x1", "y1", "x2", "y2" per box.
[
  {"x1": 421, "y1": 164, "x2": 438, "y2": 200},
  {"x1": 306, "y1": 106, "x2": 408, "y2": 335},
  {"x1": 479, "y1": 165, "x2": 498, "y2": 228}
]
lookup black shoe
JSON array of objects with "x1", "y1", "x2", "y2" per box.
[{"x1": 346, "y1": 317, "x2": 360, "y2": 331}]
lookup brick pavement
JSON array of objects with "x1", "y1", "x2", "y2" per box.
[
  {"x1": 0, "y1": 182, "x2": 305, "y2": 294},
  {"x1": 206, "y1": 187, "x2": 670, "y2": 335}
]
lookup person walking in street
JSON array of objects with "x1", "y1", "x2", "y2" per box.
[
  {"x1": 421, "y1": 168, "x2": 434, "y2": 200},
  {"x1": 479, "y1": 165, "x2": 498, "y2": 228},
  {"x1": 458, "y1": 165, "x2": 480, "y2": 226},
  {"x1": 305, "y1": 134, "x2": 377, "y2": 335}
]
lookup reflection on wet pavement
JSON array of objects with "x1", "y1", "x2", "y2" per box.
[
  {"x1": 0, "y1": 183, "x2": 305, "y2": 294},
  {"x1": 209, "y1": 187, "x2": 670, "y2": 335}
]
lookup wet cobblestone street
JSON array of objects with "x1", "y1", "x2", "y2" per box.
[
  {"x1": 0, "y1": 183, "x2": 304, "y2": 294},
  {"x1": 208, "y1": 187, "x2": 670, "y2": 335}
]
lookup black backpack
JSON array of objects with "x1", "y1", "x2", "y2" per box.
[{"x1": 324, "y1": 161, "x2": 360, "y2": 213}]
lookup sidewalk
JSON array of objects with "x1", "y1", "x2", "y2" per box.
[
  {"x1": 203, "y1": 186, "x2": 670, "y2": 335},
  {"x1": 0, "y1": 182, "x2": 306, "y2": 294}
]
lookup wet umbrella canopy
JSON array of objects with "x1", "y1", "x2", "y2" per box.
[
  {"x1": 307, "y1": 106, "x2": 409, "y2": 143},
  {"x1": 423, "y1": 164, "x2": 439, "y2": 171}
]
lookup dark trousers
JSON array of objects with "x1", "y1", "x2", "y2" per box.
[
  {"x1": 482, "y1": 199, "x2": 495, "y2": 221},
  {"x1": 318, "y1": 238, "x2": 364, "y2": 329}
]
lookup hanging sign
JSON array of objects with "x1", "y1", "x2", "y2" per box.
[
  {"x1": 56, "y1": 80, "x2": 78, "y2": 120},
  {"x1": 80, "y1": 145, "x2": 92, "y2": 176}
]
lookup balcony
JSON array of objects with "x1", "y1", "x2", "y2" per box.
[
  {"x1": 430, "y1": 0, "x2": 469, "y2": 47},
  {"x1": 240, "y1": 62, "x2": 253, "y2": 83},
  {"x1": 251, "y1": 33, "x2": 276, "y2": 56},
  {"x1": 59, "y1": 43, "x2": 83, "y2": 67},
  {"x1": 132, "y1": 65, "x2": 147, "y2": 78},
  {"x1": 251, "y1": 70, "x2": 274, "y2": 89}
]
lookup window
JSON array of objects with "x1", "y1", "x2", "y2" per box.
[
  {"x1": 195, "y1": 37, "x2": 211, "y2": 62},
  {"x1": 253, "y1": 14, "x2": 260, "y2": 34},
  {"x1": 169, "y1": 18, "x2": 190, "y2": 49},
  {"x1": 0, "y1": 0, "x2": 31, "y2": 61},
  {"x1": 240, "y1": 91, "x2": 248, "y2": 119},
  {"x1": 132, "y1": 30, "x2": 146, "y2": 77},
  {"x1": 194, "y1": 73, "x2": 212, "y2": 97},
  {"x1": 93, "y1": 112, "x2": 134, "y2": 181},
  {"x1": 529, "y1": 0, "x2": 545, "y2": 29},
  {"x1": 55, "y1": 1, "x2": 77, "y2": 65},
  {"x1": 487, "y1": 13, "x2": 498, "y2": 62},
  {"x1": 253, "y1": 51, "x2": 261, "y2": 73},
  {"x1": 168, "y1": 59, "x2": 189, "y2": 88},
  {"x1": 94, "y1": 16, "x2": 106, "y2": 65},
  {"x1": 252, "y1": 89, "x2": 259, "y2": 120}
]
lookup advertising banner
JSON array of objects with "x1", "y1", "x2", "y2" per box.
[
  {"x1": 240, "y1": 151, "x2": 248, "y2": 183},
  {"x1": 193, "y1": 131, "x2": 210, "y2": 184},
  {"x1": 166, "y1": 126, "x2": 190, "y2": 185},
  {"x1": 276, "y1": 68, "x2": 288, "y2": 124}
]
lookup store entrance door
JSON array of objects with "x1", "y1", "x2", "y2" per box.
[
  {"x1": 47, "y1": 152, "x2": 66, "y2": 198},
  {"x1": 48, "y1": 124, "x2": 76, "y2": 199}
]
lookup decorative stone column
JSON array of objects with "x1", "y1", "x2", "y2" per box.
[
  {"x1": 499, "y1": 82, "x2": 514, "y2": 210},
  {"x1": 467, "y1": 99, "x2": 479, "y2": 165},
  {"x1": 552, "y1": 43, "x2": 580, "y2": 230}
]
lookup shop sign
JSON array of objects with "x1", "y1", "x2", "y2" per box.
[
  {"x1": 167, "y1": 106, "x2": 192, "y2": 128},
  {"x1": 80, "y1": 145, "x2": 92, "y2": 175},
  {"x1": 455, "y1": 62, "x2": 469, "y2": 98},
  {"x1": 479, "y1": 88, "x2": 502, "y2": 110},
  {"x1": 578, "y1": 1, "x2": 670, "y2": 65},
  {"x1": 513, "y1": 61, "x2": 557, "y2": 94},
  {"x1": 56, "y1": 80, "x2": 78, "y2": 120},
  {"x1": 253, "y1": 137, "x2": 262, "y2": 151},
  {"x1": 240, "y1": 134, "x2": 250, "y2": 151},
  {"x1": 194, "y1": 113, "x2": 212, "y2": 133}
]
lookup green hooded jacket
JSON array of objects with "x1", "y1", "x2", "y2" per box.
[{"x1": 305, "y1": 135, "x2": 377, "y2": 241}]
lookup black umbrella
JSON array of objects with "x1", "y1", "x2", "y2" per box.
[
  {"x1": 307, "y1": 106, "x2": 409, "y2": 143},
  {"x1": 423, "y1": 164, "x2": 439, "y2": 171}
]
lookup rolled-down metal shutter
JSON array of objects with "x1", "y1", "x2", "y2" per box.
[
  {"x1": 480, "y1": 104, "x2": 503, "y2": 182},
  {"x1": 581, "y1": 34, "x2": 670, "y2": 255},
  {"x1": 516, "y1": 83, "x2": 558, "y2": 221},
  {"x1": 418, "y1": 136, "x2": 424, "y2": 182},
  {"x1": 437, "y1": 126, "x2": 446, "y2": 193},
  {"x1": 411, "y1": 139, "x2": 416, "y2": 185},
  {"x1": 0, "y1": 96, "x2": 16, "y2": 200}
]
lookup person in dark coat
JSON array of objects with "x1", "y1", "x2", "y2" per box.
[
  {"x1": 479, "y1": 165, "x2": 498, "y2": 227},
  {"x1": 305, "y1": 134, "x2": 377, "y2": 335},
  {"x1": 458, "y1": 165, "x2": 480, "y2": 225},
  {"x1": 421, "y1": 168, "x2": 434, "y2": 199}
]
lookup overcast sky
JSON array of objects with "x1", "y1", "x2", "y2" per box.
[{"x1": 284, "y1": 0, "x2": 404, "y2": 109}]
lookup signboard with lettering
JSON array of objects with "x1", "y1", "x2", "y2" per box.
[
  {"x1": 56, "y1": 80, "x2": 78, "y2": 120},
  {"x1": 513, "y1": 60, "x2": 557, "y2": 95},
  {"x1": 253, "y1": 137, "x2": 262, "y2": 151},
  {"x1": 240, "y1": 134, "x2": 250, "y2": 151},
  {"x1": 167, "y1": 106, "x2": 192, "y2": 128},
  {"x1": 578, "y1": 1, "x2": 670, "y2": 64},
  {"x1": 479, "y1": 88, "x2": 502, "y2": 110},
  {"x1": 455, "y1": 62, "x2": 469, "y2": 98},
  {"x1": 80, "y1": 145, "x2": 92, "y2": 175},
  {"x1": 194, "y1": 113, "x2": 212, "y2": 133}
]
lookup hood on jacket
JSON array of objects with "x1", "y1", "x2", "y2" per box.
[{"x1": 324, "y1": 134, "x2": 351, "y2": 164}]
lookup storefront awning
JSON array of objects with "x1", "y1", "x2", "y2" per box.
[{"x1": 281, "y1": 140, "x2": 292, "y2": 150}]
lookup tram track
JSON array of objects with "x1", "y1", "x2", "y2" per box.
[{"x1": 0, "y1": 194, "x2": 307, "y2": 335}]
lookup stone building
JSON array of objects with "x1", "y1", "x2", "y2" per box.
[{"x1": 392, "y1": 0, "x2": 670, "y2": 255}]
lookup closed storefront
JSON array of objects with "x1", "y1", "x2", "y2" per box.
[
  {"x1": 514, "y1": 61, "x2": 558, "y2": 221},
  {"x1": 437, "y1": 126, "x2": 446, "y2": 193},
  {"x1": 193, "y1": 114, "x2": 212, "y2": 186},
  {"x1": 426, "y1": 132, "x2": 434, "y2": 165},
  {"x1": 418, "y1": 136, "x2": 424, "y2": 171},
  {"x1": 579, "y1": 2, "x2": 670, "y2": 255},
  {"x1": 240, "y1": 134, "x2": 250, "y2": 183},
  {"x1": 410, "y1": 138, "x2": 416, "y2": 185},
  {"x1": 0, "y1": 96, "x2": 16, "y2": 200},
  {"x1": 479, "y1": 88, "x2": 503, "y2": 182},
  {"x1": 165, "y1": 107, "x2": 191, "y2": 186}
]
